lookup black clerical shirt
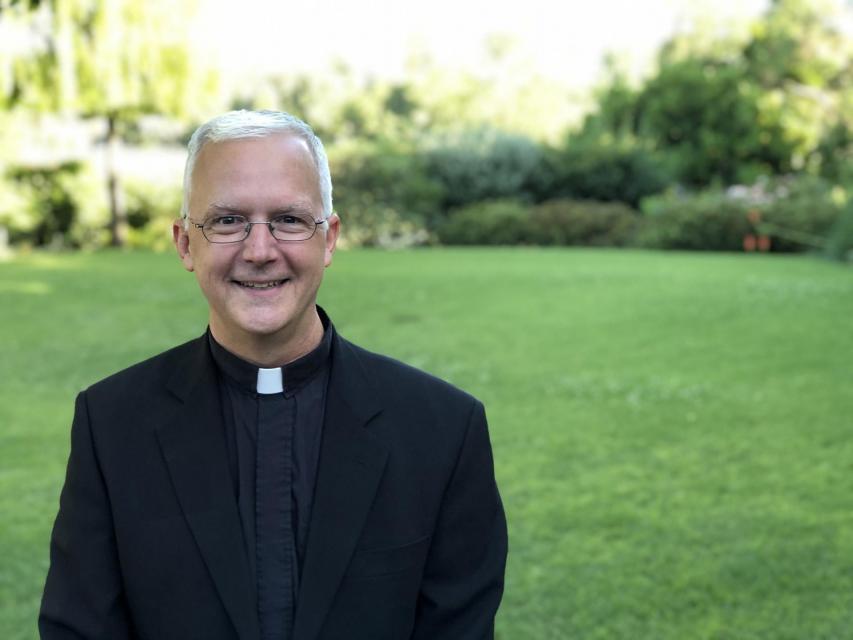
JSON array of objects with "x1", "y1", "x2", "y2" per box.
[{"x1": 208, "y1": 314, "x2": 333, "y2": 595}]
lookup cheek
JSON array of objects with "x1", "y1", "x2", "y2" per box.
[
  {"x1": 195, "y1": 249, "x2": 233, "y2": 278},
  {"x1": 193, "y1": 258, "x2": 230, "y2": 296},
  {"x1": 286, "y1": 246, "x2": 323, "y2": 275}
]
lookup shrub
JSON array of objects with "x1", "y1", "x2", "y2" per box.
[
  {"x1": 330, "y1": 139, "x2": 439, "y2": 246},
  {"x1": 4, "y1": 162, "x2": 82, "y2": 247},
  {"x1": 124, "y1": 178, "x2": 183, "y2": 230},
  {"x1": 423, "y1": 129, "x2": 543, "y2": 212},
  {"x1": 438, "y1": 198, "x2": 640, "y2": 247},
  {"x1": 0, "y1": 174, "x2": 35, "y2": 243},
  {"x1": 756, "y1": 175, "x2": 845, "y2": 252},
  {"x1": 529, "y1": 199, "x2": 640, "y2": 246},
  {"x1": 437, "y1": 199, "x2": 531, "y2": 245},
  {"x1": 126, "y1": 223, "x2": 175, "y2": 252},
  {"x1": 335, "y1": 202, "x2": 431, "y2": 248},
  {"x1": 123, "y1": 178, "x2": 183, "y2": 251},
  {"x1": 1, "y1": 161, "x2": 110, "y2": 249},
  {"x1": 824, "y1": 200, "x2": 853, "y2": 263},
  {"x1": 637, "y1": 190, "x2": 753, "y2": 251},
  {"x1": 530, "y1": 143, "x2": 672, "y2": 208},
  {"x1": 637, "y1": 177, "x2": 847, "y2": 253}
]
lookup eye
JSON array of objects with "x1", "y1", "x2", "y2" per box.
[
  {"x1": 213, "y1": 215, "x2": 243, "y2": 226},
  {"x1": 272, "y1": 213, "x2": 313, "y2": 228},
  {"x1": 204, "y1": 215, "x2": 247, "y2": 233}
]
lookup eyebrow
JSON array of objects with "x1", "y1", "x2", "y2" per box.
[{"x1": 204, "y1": 202, "x2": 315, "y2": 218}]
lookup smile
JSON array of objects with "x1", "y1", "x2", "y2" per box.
[{"x1": 234, "y1": 279, "x2": 288, "y2": 289}]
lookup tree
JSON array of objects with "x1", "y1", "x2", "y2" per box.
[
  {"x1": 0, "y1": 0, "x2": 218, "y2": 246},
  {"x1": 742, "y1": 0, "x2": 853, "y2": 175},
  {"x1": 635, "y1": 57, "x2": 779, "y2": 185},
  {"x1": 572, "y1": 0, "x2": 853, "y2": 187}
]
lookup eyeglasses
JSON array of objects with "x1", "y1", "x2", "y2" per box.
[{"x1": 188, "y1": 213, "x2": 327, "y2": 243}]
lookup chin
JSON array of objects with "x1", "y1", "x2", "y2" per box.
[
  {"x1": 212, "y1": 299, "x2": 313, "y2": 342},
  {"x1": 236, "y1": 317, "x2": 295, "y2": 338},
  {"x1": 237, "y1": 303, "x2": 310, "y2": 335}
]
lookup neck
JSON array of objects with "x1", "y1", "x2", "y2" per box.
[{"x1": 210, "y1": 310, "x2": 324, "y2": 368}]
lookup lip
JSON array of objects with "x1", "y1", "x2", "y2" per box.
[{"x1": 231, "y1": 278, "x2": 290, "y2": 293}]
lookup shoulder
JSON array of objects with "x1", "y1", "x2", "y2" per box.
[
  {"x1": 84, "y1": 335, "x2": 204, "y2": 401},
  {"x1": 335, "y1": 335, "x2": 481, "y2": 414}
]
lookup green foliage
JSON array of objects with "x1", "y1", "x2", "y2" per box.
[
  {"x1": 635, "y1": 58, "x2": 782, "y2": 185},
  {"x1": 637, "y1": 190, "x2": 753, "y2": 251},
  {"x1": 0, "y1": 173, "x2": 36, "y2": 237},
  {"x1": 0, "y1": 160, "x2": 109, "y2": 248},
  {"x1": 243, "y1": 50, "x2": 573, "y2": 148},
  {"x1": 0, "y1": 0, "x2": 220, "y2": 246},
  {"x1": 529, "y1": 199, "x2": 639, "y2": 246},
  {"x1": 122, "y1": 177, "x2": 182, "y2": 251},
  {"x1": 2, "y1": 0, "x2": 850, "y2": 253},
  {"x1": 575, "y1": 0, "x2": 853, "y2": 188},
  {"x1": 1, "y1": 0, "x2": 218, "y2": 117},
  {"x1": 636, "y1": 176, "x2": 847, "y2": 253},
  {"x1": 437, "y1": 199, "x2": 531, "y2": 246},
  {"x1": 395, "y1": 49, "x2": 574, "y2": 142},
  {"x1": 758, "y1": 175, "x2": 845, "y2": 251},
  {"x1": 743, "y1": 0, "x2": 850, "y2": 89},
  {"x1": 437, "y1": 198, "x2": 639, "y2": 247},
  {"x1": 579, "y1": 59, "x2": 642, "y2": 142},
  {"x1": 0, "y1": 0, "x2": 46, "y2": 12},
  {"x1": 423, "y1": 129, "x2": 543, "y2": 212},
  {"x1": 824, "y1": 199, "x2": 853, "y2": 262},
  {"x1": 123, "y1": 178, "x2": 182, "y2": 229},
  {"x1": 125, "y1": 223, "x2": 173, "y2": 252},
  {"x1": 330, "y1": 139, "x2": 440, "y2": 247},
  {"x1": 816, "y1": 120, "x2": 853, "y2": 183},
  {"x1": 2, "y1": 162, "x2": 81, "y2": 246},
  {"x1": 532, "y1": 143, "x2": 671, "y2": 208}
]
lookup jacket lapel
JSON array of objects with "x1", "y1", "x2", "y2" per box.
[
  {"x1": 293, "y1": 336, "x2": 388, "y2": 640},
  {"x1": 155, "y1": 336, "x2": 259, "y2": 640}
]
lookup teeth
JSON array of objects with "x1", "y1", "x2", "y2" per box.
[{"x1": 238, "y1": 280, "x2": 284, "y2": 289}]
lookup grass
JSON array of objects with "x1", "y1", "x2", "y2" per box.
[{"x1": 1, "y1": 247, "x2": 852, "y2": 639}]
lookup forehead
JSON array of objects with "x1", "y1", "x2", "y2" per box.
[
  {"x1": 194, "y1": 134, "x2": 315, "y2": 179},
  {"x1": 190, "y1": 134, "x2": 320, "y2": 210}
]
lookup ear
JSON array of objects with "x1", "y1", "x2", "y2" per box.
[
  {"x1": 173, "y1": 219, "x2": 194, "y2": 272},
  {"x1": 323, "y1": 214, "x2": 340, "y2": 268}
]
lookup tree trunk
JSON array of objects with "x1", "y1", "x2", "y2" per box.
[{"x1": 106, "y1": 113, "x2": 127, "y2": 247}]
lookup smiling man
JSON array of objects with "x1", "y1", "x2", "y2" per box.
[{"x1": 39, "y1": 110, "x2": 507, "y2": 640}]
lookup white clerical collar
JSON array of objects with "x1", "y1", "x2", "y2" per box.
[{"x1": 256, "y1": 367, "x2": 283, "y2": 394}]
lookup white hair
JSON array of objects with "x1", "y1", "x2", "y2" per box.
[{"x1": 180, "y1": 110, "x2": 333, "y2": 226}]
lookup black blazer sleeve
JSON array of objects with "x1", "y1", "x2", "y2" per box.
[
  {"x1": 39, "y1": 391, "x2": 134, "y2": 640},
  {"x1": 411, "y1": 400, "x2": 508, "y2": 639}
]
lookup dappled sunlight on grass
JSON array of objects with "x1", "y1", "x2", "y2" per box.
[
  {"x1": 0, "y1": 280, "x2": 51, "y2": 295},
  {"x1": 2, "y1": 251, "x2": 88, "y2": 271}
]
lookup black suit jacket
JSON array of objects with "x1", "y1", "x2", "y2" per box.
[{"x1": 40, "y1": 330, "x2": 507, "y2": 640}]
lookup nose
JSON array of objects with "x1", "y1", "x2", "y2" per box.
[{"x1": 240, "y1": 222, "x2": 279, "y2": 264}]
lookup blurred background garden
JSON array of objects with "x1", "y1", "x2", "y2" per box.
[
  {"x1": 1, "y1": 0, "x2": 852, "y2": 255},
  {"x1": 1, "y1": 0, "x2": 853, "y2": 638}
]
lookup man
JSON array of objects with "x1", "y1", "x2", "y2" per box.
[{"x1": 40, "y1": 110, "x2": 507, "y2": 640}]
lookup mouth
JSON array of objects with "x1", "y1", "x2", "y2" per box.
[{"x1": 233, "y1": 278, "x2": 289, "y2": 290}]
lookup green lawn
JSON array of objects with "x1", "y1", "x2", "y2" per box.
[{"x1": 2, "y1": 247, "x2": 852, "y2": 639}]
